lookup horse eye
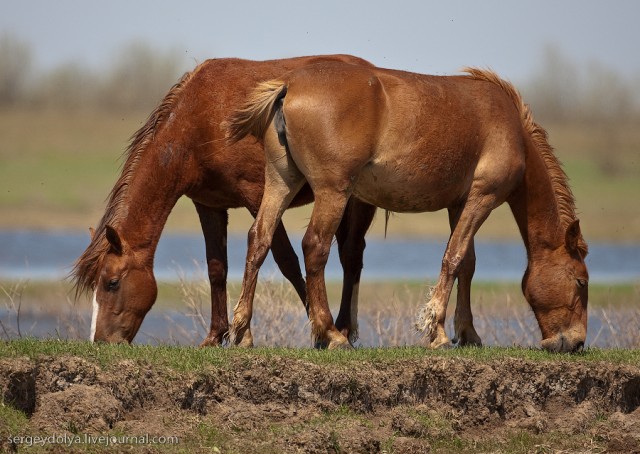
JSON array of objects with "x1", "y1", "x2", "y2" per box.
[
  {"x1": 576, "y1": 278, "x2": 588, "y2": 288},
  {"x1": 106, "y1": 278, "x2": 120, "y2": 292}
]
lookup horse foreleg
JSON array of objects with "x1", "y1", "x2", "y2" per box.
[
  {"x1": 334, "y1": 198, "x2": 376, "y2": 343},
  {"x1": 447, "y1": 208, "x2": 482, "y2": 347},
  {"x1": 418, "y1": 192, "x2": 496, "y2": 349},
  {"x1": 302, "y1": 191, "x2": 352, "y2": 349},
  {"x1": 194, "y1": 204, "x2": 229, "y2": 347}
]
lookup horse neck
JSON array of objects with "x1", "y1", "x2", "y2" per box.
[
  {"x1": 508, "y1": 144, "x2": 565, "y2": 260},
  {"x1": 113, "y1": 142, "x2": 189, "y2": 257}
]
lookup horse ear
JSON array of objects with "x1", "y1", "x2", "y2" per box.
[
  {"x1": 105, "y1": 225, "x2": 124, "y2": 255},
  {"x1": 89, "y1": 227, "x2": 96, "y2": 240},
  {"x1": 564, "y1": 219, "x2": 582, "y2": 255}
]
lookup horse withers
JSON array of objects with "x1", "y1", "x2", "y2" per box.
[
  {"x1": 71, "y1": 56, "x2": 377, "y2": 346},
  {"x1": 227, "y1": 62, "x2": 589, "y2": 352}
]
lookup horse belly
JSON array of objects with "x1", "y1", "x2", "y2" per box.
[{"x1": 353, "y1": 161, "x2": 468, "y2": 212}]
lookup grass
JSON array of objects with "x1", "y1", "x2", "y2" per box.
[
  {"x1": 0, "y1": 404, "x2": 29, "y2": 439},
  {"x1": 1, "y1": 338, "x2": 639, "y2": 369},
  {"x1": 1, "y1": 339, "x2": 637, "y2": 453},
  {"x1": 0, "y1": 340, "x2": 636, "y2": 451},
  {"x1": 1, "y1": 108, "x2": 639, "y2": 240}
]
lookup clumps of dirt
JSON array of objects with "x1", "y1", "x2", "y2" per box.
[
  {"x1": 1, "y1": 354, "x2": 639, "y2": 453},
  {"x1": 0, "y1": 357, "x2": 36, "y2": 415},
  {"x1": 31, "y1": 384, "x2": 121, "y2": 433}
]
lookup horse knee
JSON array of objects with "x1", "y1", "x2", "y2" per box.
[{"x1": 442, "y1": 252, "x2": 464, "y2": 277}]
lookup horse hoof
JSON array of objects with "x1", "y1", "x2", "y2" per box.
[
  {"x1": 453, "y1": 328, "x2": 482, "y2": 347},
  {"x1": 328, "y1": 338, "x2": 353, "y2": 350},
  {"x1": 429, "y1": 338, "x2": 453, "y2": 349},
  {"x1": 314, "y1": 340, "x2": 329, "y2": 349},
  {"x1": 452, "y1": 337, "x2": 482, "y2": 348},
  {"x1": 230, "y1": 328, "x2": 254, "y2": 348},
  {"x1": 237, "y1": 336, "x2": 254, "y2": 348},
  {"x1": 199, "y1": 337, "x2": 223, "y2": 348}
]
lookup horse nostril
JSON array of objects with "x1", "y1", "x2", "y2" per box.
[{"x1": 574, "y1": 341, "x2": 585, "y2": 353}]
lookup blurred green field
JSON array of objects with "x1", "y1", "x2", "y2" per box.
[{"x1": 1, "y1": 108, "x2": 639, "y2": 241}]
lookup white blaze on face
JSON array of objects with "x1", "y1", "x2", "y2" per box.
[{"x1": 90, "y1": 290, "x2": 99, "y2": 342}]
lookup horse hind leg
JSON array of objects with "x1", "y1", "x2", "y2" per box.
[
  {"x1": 302, "y1": 189, "x2": 353, "y2": 349},
  {"x1": 334, "y1": 198, "x2": 376, "y2": 344},
  {"x1": 230, "y1": 131, "x2": 306, "y2": 347}
]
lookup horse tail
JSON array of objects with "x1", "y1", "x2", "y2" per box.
[
  {"x1": 462, "y1": 66, "x2": 587, "y2": 257},
  {"x1": 226, "y1": 80, "x2": 288, "y2": 145}
]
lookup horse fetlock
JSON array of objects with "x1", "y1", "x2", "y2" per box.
[{"x1": 415, "y1": 291, "x2": 438, "y2": 336}]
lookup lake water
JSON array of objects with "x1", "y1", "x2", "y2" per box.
[{"x1": 0, "y1": 230, "x2": 638, "y2": 283}]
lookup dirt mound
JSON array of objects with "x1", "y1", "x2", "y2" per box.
[{"x1": 1, "y1": 355, "x2": 639, "y2": 453}]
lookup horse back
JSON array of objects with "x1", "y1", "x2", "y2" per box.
[
  {"x1": 279, "y1": 62, "x2": 527, "y2": 212},
  {"x1": 153, "y1": 55, "x2": 372, "y2": 208}
]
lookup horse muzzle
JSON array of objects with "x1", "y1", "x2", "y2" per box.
[{"x1": 540, "y1": 330, "x2": 586, "y2": 353}]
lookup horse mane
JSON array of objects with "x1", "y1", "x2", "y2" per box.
[
  {"x1": 462, "y1": 67, "x2": 588, "y2": 257},
  {"x1": 70, "y1": 62, "x2": 205, "y2": 297}
]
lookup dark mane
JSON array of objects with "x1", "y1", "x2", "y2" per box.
[
  {"x1": 462, "y1": 67, "x2": 588, "y2": 257},
  {"x1": 70, "y1": 63, "x2": 203, "y2": 296}
]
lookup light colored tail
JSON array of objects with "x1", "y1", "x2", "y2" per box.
[{"x1": 225, "y1": 80, "x2": 288, "y2": 144}]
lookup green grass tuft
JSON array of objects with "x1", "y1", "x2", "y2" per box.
[{"x1": 1, "y1": 339, "x2": 639, "y2": 370}]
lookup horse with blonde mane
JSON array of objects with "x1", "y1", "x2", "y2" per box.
[
  {"x1": 71, "y1": 55, "x2": 377, "y2": 346},
  {"x1": 227, "y1": 61, "x2": 589, "y2": 352}
]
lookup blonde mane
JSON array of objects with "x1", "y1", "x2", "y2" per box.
[
  {"x1": 71, "y1": 63, "x2": 205, "y2": 296},
  {"x1": 463, "y1": 67, "x2": 587, "y2": 257}
]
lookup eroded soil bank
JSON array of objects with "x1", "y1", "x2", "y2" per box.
[{"x1": 1, "y1": 354, "x2": 639, "y2": 453}]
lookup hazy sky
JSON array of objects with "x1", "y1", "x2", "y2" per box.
[{"x1": 2, "y1": 0, "x2": 639, "y2": 82}]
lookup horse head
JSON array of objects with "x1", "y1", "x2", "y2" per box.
[
  {"x1": 90, "y1": 225, "x2": 157, "y2": 343},
  {"x1": 522, "y1": 220, "x2": 588, "y2": 353}
]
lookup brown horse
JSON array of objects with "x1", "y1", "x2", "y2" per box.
[
  {"x1": 71, "y1": 55, "x2": 378, "y2": 346},
  {"x1": 227, "y1": 62, "x2": 589, "y2": 352}
]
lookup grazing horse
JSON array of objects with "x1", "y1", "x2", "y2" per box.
[
  {"x1": 71, "y1": 55, "x2": 377, "y2": 346},
  {"x1": 227, "y1": 62, "x2": 589, "y2": 352}
]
